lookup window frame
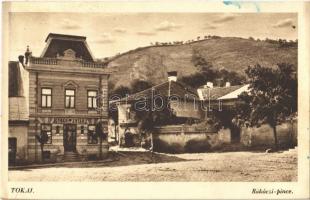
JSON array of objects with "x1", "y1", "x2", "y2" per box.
[
  {"x1": 87, "y1": 90, "x2": 98, "y2": 109},
  {"x1": 65, "y1": 89, "x2": 76, "y2": 109},
  {"x1": 87, "y1": 124, "x2": 98, "y2": 144},
  {"x1": 41, "y1": 124, "x2": 52, "y2": 144},
  {"x1": 41, "y1": 88, "x2": 52, "y2": 108}
]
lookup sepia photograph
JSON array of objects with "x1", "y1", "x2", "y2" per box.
[{"x1": 1, "y1": 1, "x2": 309, "y2": 199}]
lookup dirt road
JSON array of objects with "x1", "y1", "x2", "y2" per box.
[{"x1": 9, "y1": 149, "x2": 297, "y2": 182}]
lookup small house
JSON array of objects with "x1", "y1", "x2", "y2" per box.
[{"x1": 111, "y1": 71, "x2": 204, "y2": 148}]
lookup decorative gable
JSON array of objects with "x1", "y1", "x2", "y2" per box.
[
  {"x1": 57, "y1": 49, "x2": 78, "y2": 60},
  {"x1": 63, "y1": 80, "x2": 79, "y2": 89},
  {"x1": 63, "y1": 49, "x2": 76, "y2": 59}
]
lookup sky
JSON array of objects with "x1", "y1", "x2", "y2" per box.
[{"x1": 9, "y1": 12, "x2": 297, "y2": 60}]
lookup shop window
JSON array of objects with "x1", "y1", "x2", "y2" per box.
[
  {"x1": 41, "y1": 88, "x2": 52, "y2": 108},
  {"x1": 81, "y1": 125, "x2": 85, "y2": 135},
  {"x1": 65, "y1": 89, "x2": 75, "y2": 108},
  {"x1": 87, "y1": 125, "x2": 98, "y2": 144},
  {"x1": 41, "y1": 124, "x2": 52, "y2": 144},
  {"x1": 56, "y1": 125, "x2": 60, "y2": 135},
  {"x1": 88, "y1": 90, "x2": 98, "y2": 109}
]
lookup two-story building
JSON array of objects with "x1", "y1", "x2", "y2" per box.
[{"x1": 9, "y1": 33, "x2": 110, "y2": 163}]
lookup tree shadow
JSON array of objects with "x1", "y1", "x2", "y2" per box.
[{"x1": 58, "y1": 151, "x2": 201, "y2": 168}]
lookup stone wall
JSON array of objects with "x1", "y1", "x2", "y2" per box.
[
  {"x1": 153, "y1": 125, "x2": 229, "y2": 153},
  {"x1": 9, "y1": 125, "x2": 28, "y2": 162},
  {"x1": 240, "y1": 120, "x2": 297, "y2": 148}
]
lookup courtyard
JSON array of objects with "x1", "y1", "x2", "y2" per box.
[{"x1": 9, "y1": 148, "x2": 297, "y2": 182}]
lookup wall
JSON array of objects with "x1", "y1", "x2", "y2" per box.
[
  {"x1": 153, "y1": 125, "x2": 228, "y2": 153},
  {"x1": 116, "y1": 101, "x2": 205, "y2": 148},
  {"x1": 218, "y1": 128, "x2": 231, "y2": 144},
  {"x1": 9, "y1": 124, "x2": 28, "y2": 162},
  {"x1": 170, "y1": 100, "x2": 204, "y2": 119},
  {"x1": 240, "y1": 120, "x2": 297, "y2": 148},
  {"x1": 118, "y1": 104, "x2": 133, "y2": 124},
  {"x1": 108, "y1": 118, "x2": 117, "y2": 142},
  {"x1": 117, "y1": 104, "x2": 142, "y2": 147},
  {"x1": 35, "y1": 72, "x2": 108, "y2": 114}
]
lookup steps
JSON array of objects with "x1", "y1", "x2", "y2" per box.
[
  {"x1": 282, "y1": 146, "x2": 298, "y2": 155},
  {"x1": 288, "y1": 146, "x2": 298, "y2": 153},
  {"x1": 63, "y1": 151, "x2": 80, "y2": 162}
]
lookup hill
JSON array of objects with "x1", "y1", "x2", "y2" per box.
[{"x1": 106, "y1": 37, "x2": 297, "y2": 89}]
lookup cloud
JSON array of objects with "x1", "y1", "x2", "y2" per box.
[
  {"x1": 201, "y1": 14, "x2": 238, "y2": 30},
  {"x1": 62, "y1": 24, "x2": 81, "y2": 30},
  {"x1": 212, "y1": 14, "x2": 238, "y2": 23},
  {"x1": 203, "y1": 23, "x2": 219, "y2": 30},
  {"x1": 154, "y1": 21, "x2": 182, "y2": 31},
  {"x1": 92, "y1": 33, "x2": 115, "y2": 44},
  {"x1": 114, "y1": 28, "x2": 127, "y2": 33},
  {"x1": 136, "y1": 31, "x2": 156, "y2": 36},
  {"x1": 272, "y1": 18, "x2": 294, "y2": 28},
  {"x1": 60, "y1": 19, "x2": 81, "y2": 30}
]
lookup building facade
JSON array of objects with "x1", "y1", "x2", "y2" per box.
[
  {"x1": 12, "y1": 33, "x2": 110, "y2": 163},
  {"x1": 8, "y1": 61, "x2": 29, "y2": 164}
]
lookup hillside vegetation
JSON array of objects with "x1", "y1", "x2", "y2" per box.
[{"x1": 106, "y1": 37, "x2": 297, "y2": 89}]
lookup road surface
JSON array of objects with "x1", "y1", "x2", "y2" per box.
[{"x1": 9, "y1": 149, "x2": 297, "y2": 182}]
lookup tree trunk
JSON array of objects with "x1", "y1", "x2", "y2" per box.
[
  {"x1": 40, "y1": 144, "x2": 44, "y2": 161},
  {"x1": 272, "y1": 125, "x2": 278, "y2": 150},
  {"x1": 99, "y1": 138, "x2": 103, "y2": 160}
]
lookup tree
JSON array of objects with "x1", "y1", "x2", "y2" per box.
[
  {"x1": 95, "y1": 121, "x2": 108, "y2": 159},
  {"x1": 179, "y1": 73, "x2": 207, "y2": 88},
  {"x1": 111, "y1": 85, "x2": 131, "y2": 98},
  {"x1": 215, "y1": 69, "x2": 246, "y2": 85},
  {"x1": 238, "y1": 63, "x2": 297, "y2": 150},
  {"x1": 131, "y1": 79, "x2": 152, "y2": 94},
  {"x1": 35, "y1": 131, "x2": 49, "y2": 161},
  {"x1": 181, "y1": 50, "x2": 247, "y2": 88},
  {"x1": 135, "y1": 101, "x2": 177, "y2": 150}
]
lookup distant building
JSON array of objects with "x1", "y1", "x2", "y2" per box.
[
  {"x1": 8, "y1": 33, "x2": 110, "y2": 164},
  {"x1": 197, "y1": 83, "x2": 250, "y2": 142},
  {"x1": 110, "y1": 71, "x2": 203, "y2": 147},
  {"x1": 197, "y1": 82, "x2": 250, "y2": 102},
  {"x1": 8, "y1": 61, "x2": 29, "y2": 164},
  {"x1": 197, "y1": 82, "x2": 250, "y2": 114}
]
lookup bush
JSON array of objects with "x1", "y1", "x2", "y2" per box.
[
  {"x1": 152, "y1": 139, "x2": 184, "y2": 153},
  {"x1": 184, "y1": 139, "x2": 211, "y2": 153}
]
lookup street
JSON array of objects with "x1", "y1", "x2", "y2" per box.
[{"x1": 9, "y1": 149, "x2": 297, "y2": 182}]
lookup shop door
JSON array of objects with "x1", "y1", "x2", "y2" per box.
[
  {"x1": 8, "y1": 137, "x2": 17, "y2": 165},
  {"x1": 63, "y1": 124, "x2": 77, "y2": 152}
]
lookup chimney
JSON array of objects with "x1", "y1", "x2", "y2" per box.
[
  {"x1": 24, "y1": 45, "x2": 32, "y2": 65},
  {"x1": 204, "y1": 81, "x2": 213, "y2": 88},
  {"x1": 18, "y1": 55, "x2": 25, "y2": 68},
  {"x1": 167, "y1": 71, "x2": 177, "y2": 82},
  {"x1": 225, "y1": 82, "x2": 231, "y2": 87}
]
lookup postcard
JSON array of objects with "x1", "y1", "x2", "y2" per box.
[{"x1": 1, "y1": 1, "x2": 309, "y2": 199}]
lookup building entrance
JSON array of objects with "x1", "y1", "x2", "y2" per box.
[{"x1": 63, "y1": 124, "x2": 77, "y2": 152}]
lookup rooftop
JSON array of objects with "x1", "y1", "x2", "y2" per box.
[
  {"x1": 197, "y1": 84, "x2": 249, "y2": 101},
  {"x1": 114, "y1": 81, "x2": 199, "y2": 103},
  {"x1": 41, "y1": 33, "x2": 94, "y2": 61},
  {"x1": 45, "y1": 33, "x2": 86, "y2": 42}
]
